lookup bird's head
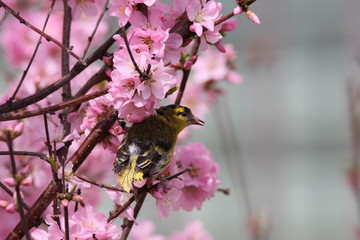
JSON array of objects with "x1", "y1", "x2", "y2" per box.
[{"x1": 156, "y1": 104, "x2": 204, "y2": 133}]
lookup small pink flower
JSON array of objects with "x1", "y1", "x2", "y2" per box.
[
  {"x1": 109, "y1": 0, "x2": 134, "y2": 26},
  {"x1": 187, "y1": 0, "x2": 221, "y2": 36},
  {"x1": 171, "y1": 142, "x2": 220, "y2": 211},
  {"x1": 68, "y1": 0, "x2": 99, "y2": 20},
  {"x1": 130, "y1": 220, "x2": 166, "y2": 240},
  {"x1": 151, "y1": 178, "x2": 183, "y2": 218},
  {"x1": 106, "y1": 189, "x2": 136, "y2": 221},
  {"x1": 168, "y1": 221, "x2": 212, "y2": 240}
]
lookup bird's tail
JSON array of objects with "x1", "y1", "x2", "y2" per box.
[{"x1": 117, "y1": 156, "x2": 144, "y2": 193}]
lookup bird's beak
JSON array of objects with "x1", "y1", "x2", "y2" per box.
[{"x1": 188, "y1": 114, "x2": 204, "y2": 126}]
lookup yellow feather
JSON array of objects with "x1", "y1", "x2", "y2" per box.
[{"x1": 118, "y1": 156, "x2": 144, "y2": 192}]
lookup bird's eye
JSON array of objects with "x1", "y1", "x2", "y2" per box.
[{"x1": 178, "y1": 112, "x2": 187, "y2": 117}]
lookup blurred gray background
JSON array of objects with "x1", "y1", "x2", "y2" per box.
[
  {"x1": 139, "y1": 0, "x2": 360, "y2": 239},
  {"x1": 1, "y1": 0, "x2": 359, "y2": 239}
]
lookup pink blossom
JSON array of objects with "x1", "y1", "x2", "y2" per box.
[
  {"x1": 163, "y1": 33, "x2": 183, "y2": 64},
  {"x1": 114, "y1": 28, "x2": 169, "y2": 57},
  {"x1": 30, "y1": 229, "x2": 50, "y2": 240},
  {"x1": 171, "y1": 142, "x2": 220, "y2": 211},
  {"x1": 106, "y1": 189, "x2": 136, "y2": 221},
  {"x1": 109, "y1": 0, "x2": 134, "y2": 26},
  {"x1": 151, "y1": 178, "x2": 183, "y2": 218},
  {"x1": 37, "y1": 206, "x2": 122, "y2": 239},
  {"x1": 68, "y1": 0, "x2": 99, "y2": 20},
  {"x1": 168, "y1": 221, "x2": 212, "y2": 240},
  {"x1": 130, "y1": 220, "x2": 166, "y2": 240},
  {"x1": 187, "y1": 0, "x2": 221, "y2": 37}
]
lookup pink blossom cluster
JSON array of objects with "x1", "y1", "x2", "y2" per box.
[
  {"x1": 153, "y1": 142, "x2": 220, "y2": 218},
  {"x1": 130, "y1": 220, "x2": 212, "y2": 240},
  {"x1": 0, "y1": 0, "x2": 249, "y2": 238}
]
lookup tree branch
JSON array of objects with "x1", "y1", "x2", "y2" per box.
[
  {"x1": 5, "y1": 107, "x2": 118, "y2": 240},
  {"x1": 0, "y1": 88, "x2": 108, "y2": 121},
  {"x1": 5, "y1": 132, "x2": 31, "y2": 240},
  {"x1": 7, "y1": 0, "x2": 56, "y2": 104},
  {"x1": 0, "y1": 1, "x2": 84, "y2": 64},
  {"x1": 0, "y1": 27, "x2": 120, "y2": 114}
]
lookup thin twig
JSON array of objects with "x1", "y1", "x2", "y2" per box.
[
  {"x1": 0, "y1": 88, "x2": 109, "y2": 121},
  {"x1": 5, "y1": 132, "x2": 31, "y2": 240},
  {"x1": 120, "y1": 191, "x2": 147, "y2": 240},
  {"x1": 7, "y1": 0, "x2": 56, "y2": 104},
  {"x1": 0, "y1": 1, "x2": 84, "y2": 64},
  {"x1": 75, "y1": 174, "x2": 123, "y2": 192},
  {"x1": 119, "y1": 26, "x2": 147, "y2": 79},
  {"x1": 6, "y1": 107, "x2": 118, "y2": 240},
  {"x1": 73, "y1": 65, "x2": 109, "y2": 98},
  {"x1": 0, "y1": 10, "x2": 8, "y2": 26},
  {"x1": 82, "y1": 0, "x2": 109, "y2": 59},
  {"x1": 174, "y1": 38, "x2": 200, "y2": 105},
  {"x1": 107, "y1": 195, "x2": 136, "y2": 223},
  {"x1": 0, "y1": 26, "x2": 120, "y2": 114},
  {"x1": 43, "y1": 114, "x2": 52, "y2": 161},
  {"x1": 0, "y1": 151, "x2": 48, "y2": 162},
  {"x1": 0, "y1": 181, "x2": 30, "y2": 211}
]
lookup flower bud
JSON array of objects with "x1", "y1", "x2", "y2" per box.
[
  {"x1": 72, "y1": 195, "x2": 84, "y2": 202},
  {"x1": 183, "y1": 60, "x2": 193, "y2": 70},
  {"x1": 246, "y1": 10, "x2": 261, "y2": 25},
  {"x1": 3, "y1": 177, "x2": 16, "y2": 187},
  {"x1": 21, "y1": 178, "x2": 32, "y2": 186},
  {"x1": 215, "y1": 40, "x2": 226, "y2": 53},
  {"x1": 0, "y1": 200, "x2": 9, "y2": 208},
  {"x1": 233, "y1": 6, "x2": 242, "y2": 15},
  {"x1": 61, "y1": 199, "x2": 69, "y2": 207},
  {"x1": 5, "y1": 203, "x2": 16, "y2": 213}
]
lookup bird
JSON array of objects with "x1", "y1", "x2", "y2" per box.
[{"x1": 113, "y1": 104, "x2": 204, "y2": 193}]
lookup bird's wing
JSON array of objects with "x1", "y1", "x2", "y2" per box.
[{"x1": 114, "y1": 140, "x2": 166, "y2": 192}]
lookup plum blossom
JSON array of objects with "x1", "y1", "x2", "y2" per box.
[
  {"x1": 168, "y1": 221, "x2": 212, "y2": 240},
  {"x1": 170, "y1": 142, "x2": 220, "y2": 211},
  {"x1": 109, "y1": 49, "x2": 177, "y2": 122},
  {"x1": 31, "y1": 206, "x2": 121, "y2": 239},
  {"x1": 151, "y1": 178, "x2": 183, "y2": 218},
  {"x1": 106, "y1": 189, "x2": 136, "y2": 221},
  {"x1": 187, "y1": 0, "x2": 221, "y2": 37},
  {"x1": 130, "y1": 220, "x2": 166, "y2": 240},
  {"x1": 68, "y1": 0, "x2": 99, "y2": 19},
  {"x1": 114, "y1": 28, "x2": 169, "y2": 57},
  {"x1": 109, "y1": 0, "x2": 134, "y2": 26},
  {"x1": 150, "y1": 142, "x2": 220, "y2": 217}
]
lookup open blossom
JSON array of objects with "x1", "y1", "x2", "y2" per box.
[
  {"x1": 109, "y1": 49, "x2": 177, "y2": 122},
  {"x1": 151, "y1": 178, "x2": 184, "y2": 218},
  {"x1": 187, "y1": 0, "x2": 221, "y2": 37},
  {"x1": 68, "y1": 0, "x2": 99, "y2": 19},
  {"x1": 150, "y1": 142, "x2": 220, "y2": 217},
  {"x1": 31, "y1": 206, "x2": 121, "y2": 240},
  {"x1": 109, "y1": 0, "x2": 135, "y2": 26},
  {"x1": 171, "y1": 142, "x2": 220, "y2": 211},
  {"x1": 106, "y1": 189, "x2": 136, "y2": 221},
  {"x1": 168, "y1": 221, "x2": 212, "y2": 240},
  {"x1": 130, "y1": 220, "x2": 166, "y2": 240},
  {"x1": 114, "y1": 28, "x2": 169, "y2": 57}
]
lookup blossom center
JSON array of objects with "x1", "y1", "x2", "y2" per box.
[
  {"x1": 194, "y1": 11, "x2": 204, "y2": 23},
  {"x1": 139, "y1": 36, "x2": 154, "y2": 49}
]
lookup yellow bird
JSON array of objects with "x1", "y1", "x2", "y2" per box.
[{"x1": 113, "y1": 104, "x2": 204, "y2": 192}]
